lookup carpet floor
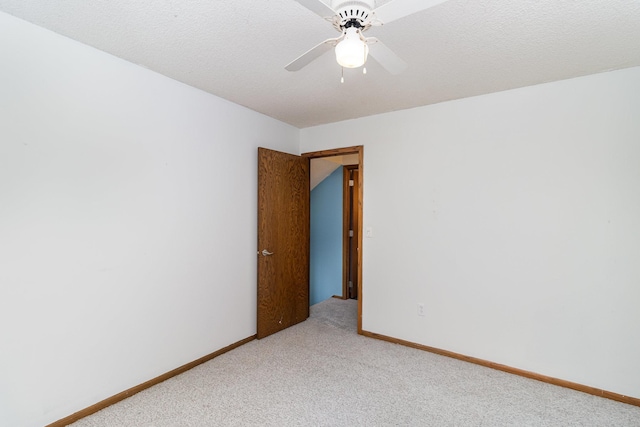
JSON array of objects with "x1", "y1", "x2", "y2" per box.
[{"x1": 69, "y1": 298, "x2": 640, "y2": 426}]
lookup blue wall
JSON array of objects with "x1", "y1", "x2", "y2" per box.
[{"x1": 310, "y1": 167, "x2": 343, "y2": 306}]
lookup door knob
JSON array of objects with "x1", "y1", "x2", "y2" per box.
[{"x1": 261, "y1": 249, "x2": 274, "y2": 256}]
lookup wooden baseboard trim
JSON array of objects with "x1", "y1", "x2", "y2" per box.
[
  {"x1": 360, "y1": 330, "x2": 640, "y2": 408},
  {"x1": 46, "y1": 335, "x2": 257, "y2": 427}
]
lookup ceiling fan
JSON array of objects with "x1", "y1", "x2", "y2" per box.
[{"x1": 286, "y1": 0, "x2": 448, "y2": 76}]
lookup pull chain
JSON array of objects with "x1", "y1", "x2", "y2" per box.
[{"x1": 363, "y1": 45, "x2": 367, "y2": 74}]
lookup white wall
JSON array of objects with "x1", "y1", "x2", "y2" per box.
[
  {"x1": 301, "y1": 67, "x2": 640, "y2": 399},
  {"x1": 0, "y1": 12, "x2": 298, "y2": 427}
]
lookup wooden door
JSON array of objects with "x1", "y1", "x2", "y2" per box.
[{"x1": 257, "y1": 147, "x2": 310, "y2": 339}]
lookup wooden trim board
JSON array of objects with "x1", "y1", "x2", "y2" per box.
[
  {"x1": 361, "y1": 330, "x2": 640, "y2": 407},
  {"x1": 46, "y1": 335, "x2": 256, "y2": 427}
]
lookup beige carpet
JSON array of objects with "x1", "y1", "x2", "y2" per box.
[{"x1": 69, "y1": 298, "x2": 640, "y2": 426}]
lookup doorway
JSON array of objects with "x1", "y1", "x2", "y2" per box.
[
  {"x1": 343, "y1": 164, "x2": 359, "y2": 300},
  {"x1": 305, "y1": 146, "x2": 363, "y2": 333},
  {"x1": 256, "y1": 146, "x2": 363, "y2": 338}
]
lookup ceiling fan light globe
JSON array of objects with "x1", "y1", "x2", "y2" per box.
[{"x1": 335, "y1": 38, "x2": 369, "y2": 68}]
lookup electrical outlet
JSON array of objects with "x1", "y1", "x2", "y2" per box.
[{"x1": 417, "y1": 303, "x2": 425, "y2": 317}]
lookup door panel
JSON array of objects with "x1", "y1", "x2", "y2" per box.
[{"x1": 257, "y1": 147, "x2": 310, "y2": 339}]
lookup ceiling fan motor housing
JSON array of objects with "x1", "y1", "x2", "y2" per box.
[{"x1": 331, "y1": 0, "x2": 375, "y2": 31}]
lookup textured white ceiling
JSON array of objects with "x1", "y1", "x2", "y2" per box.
[{"x1": 1, "y1": 0, "x2": 639, "y2": 128}]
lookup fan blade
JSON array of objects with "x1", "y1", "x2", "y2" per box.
[
  {"x1": 294, "y1": 0, "x2": 336, "y2": 19},
  {"x1": 366, "y1": 38, "x2": 408, "y2": 75},
  {"x1": 372, "y1": 0, "x2": 448, "y2": 25},
  {"x1": 285, "y1": 37, "x2": 341, "y2": 71}
]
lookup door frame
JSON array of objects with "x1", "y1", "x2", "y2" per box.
[
  {"x1": 303, "y1": 145, "x2": 363, "y2": 334},
  {"x1": 343, "y1": 164, "x2": 359, "y2": 300}
]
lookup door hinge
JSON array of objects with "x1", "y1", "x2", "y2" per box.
[
  {"x1": 349, "y1": 180, "x2": 354, "y2": 187},
  {"x1": 349, "y1": 230, "x2": 354, "y2": 237},
  {"x1": 348, "y1": 281, "x2": 353, "y2": 289}
]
